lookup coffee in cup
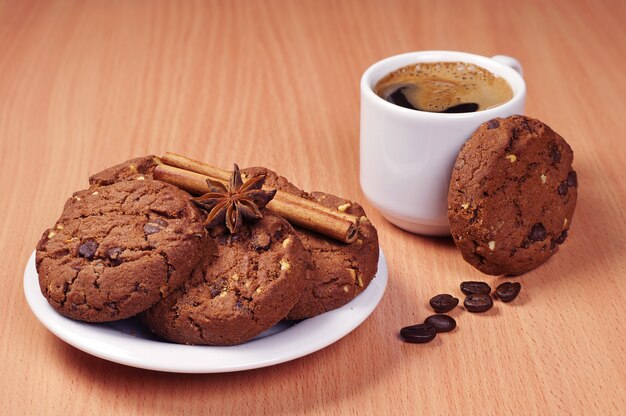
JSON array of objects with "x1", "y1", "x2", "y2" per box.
[{"x1": 374, "y1": 62, "x2": 513, "y2": 113}]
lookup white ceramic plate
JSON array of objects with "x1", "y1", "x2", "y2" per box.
[{"x1": 24, "y1": 249, "x2": 387, "y2": 373}]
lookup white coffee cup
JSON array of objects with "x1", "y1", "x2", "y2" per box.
[{"x1": 360, "y1": 51, "x2": 526, "y2": 236}]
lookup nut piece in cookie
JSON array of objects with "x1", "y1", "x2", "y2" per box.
[
  {"x1": 36, "y1": 179, "x2": 213, "y2": 322},
  {"x1": 447, "y1": 115, "x2": 577, "y2": 275}
]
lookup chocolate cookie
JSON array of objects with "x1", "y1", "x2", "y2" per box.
[
  {"x1": 448, "y1": 115, "x2": 578, "y2": 275},
  {"x1": 36, "y1": 179, "x2": 213, "y2": 322},
  {"x1": 89, "y1": 155, "x2": 160, "y2": 187},
  {"x1": 142, "y1": 210, "x2": 308, "y2": 345},
  {"x1": 243, "y1": 167, "x2": 380, "y2": 320}
]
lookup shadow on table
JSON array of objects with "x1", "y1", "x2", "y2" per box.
[
  {"x1": 383, "y1": 161, "x2": 620, "y2": 293},
  {"x1": 53, "y1": 310, "x2": 402, "y2": 415},
  {"x1": 489, "y1": 161, "x2": 622, "y2": 292},
  {"x1": 52, "y1": 251, "x2": 419, "y2": 415}
]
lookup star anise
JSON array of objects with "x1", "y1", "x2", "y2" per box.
[{"x1": 192, "y1": 164, "x2": 276, "y2": 234}]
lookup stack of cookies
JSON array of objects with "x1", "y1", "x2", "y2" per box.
[{"x1": 36, "y1": 156, "x2": 379, "y2": 345}]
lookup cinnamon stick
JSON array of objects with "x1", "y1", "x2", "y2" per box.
[
  {"x1": 162, "y1": 152, "x2": 232, "y2": 182},
  {"x1": 154, "y1": 155, "x2": 360, "y2": 243}
]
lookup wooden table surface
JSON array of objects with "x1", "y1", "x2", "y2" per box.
[{"x1": 1, "y1": 0, "x2": 624, "y2": 414}]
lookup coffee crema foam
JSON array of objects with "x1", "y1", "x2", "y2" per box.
[{"x1": 374, "y1": 62, "x2": 513, "y2": 113}]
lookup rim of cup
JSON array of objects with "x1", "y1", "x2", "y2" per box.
[{"x1": 361, "y1": 50, "x2": 526, "y2": 119}]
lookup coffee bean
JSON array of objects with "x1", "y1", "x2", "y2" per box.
[
  {"x1": 429, "y1": 294, "x2": 459, "y2": 313},
  {"x1": 487, "y1": 119, "x2": 500, "y2": 129},
  {"x1": 566, "y1": 171, "x2": 578, "y2": 187},
  {"x1": 528, "y1": 223, "x2": 547, "y2": 242},
  {"x1": 400, "y1": 324, "x2": 437, "y2": 344},
  {"x1": 495, "y1": 282, "x2": 521, "y2": 302},
  {"x1": 78, "y1": 239, "x2": 99, "y2": 260},
  {"x1": 460, "y1": 281, "x2": 491, "y2": 295},
  {"x1": 424, "y1": 315, "x2": 456, "y2": 333},
  {"x1": 464, "y1": 293, "x2": 493, "y2": 313},
  {"x1": 557, "y1": 182, "x2": 568, "y2": 195}
]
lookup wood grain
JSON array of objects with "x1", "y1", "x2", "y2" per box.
[{"x1": 1, "y1": 0, "x2": 624, "y2": 414}]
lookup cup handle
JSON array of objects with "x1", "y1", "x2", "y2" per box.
[{"x1": 491, "y1": 55, "x2": 523, "y2": 77}]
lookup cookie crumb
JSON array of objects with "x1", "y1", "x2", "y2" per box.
[
  {"x1": 488, "y1": 241, "x2": 496, "y2": 251},
  {"x1": 505, "y1": 154, "x2": 517, "y2": 163}
]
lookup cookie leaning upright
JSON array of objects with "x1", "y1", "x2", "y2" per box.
[
  {"x1": 36, "y1": 179, "x2": 213, "y2": 322},
  {"x1": 448, "y1": 115, "x2": 578, "y2": 275}
]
